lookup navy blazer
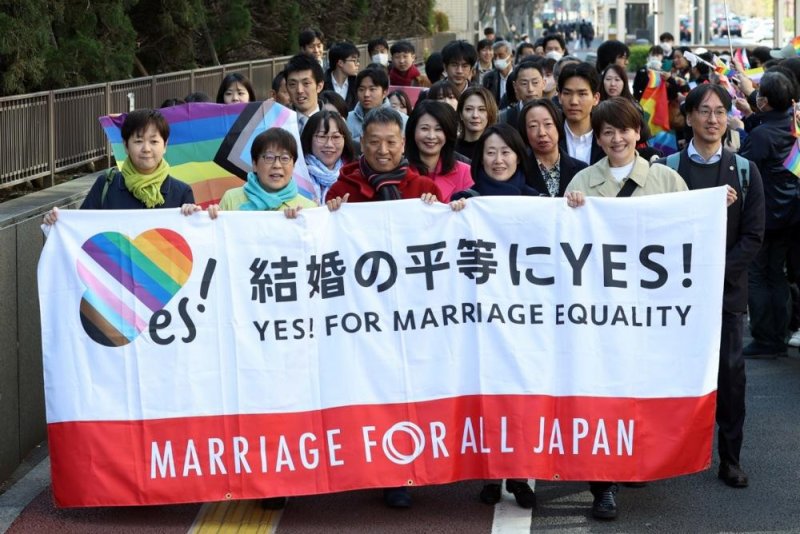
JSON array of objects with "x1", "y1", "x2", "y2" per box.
[
  {"x1": 653, "y1": 149, "x2": 765, "y2": 313},
  {"x1": 81, "y1": 171, "x2": 195, "y2": 210},
  {"x1": 323, "y1": 71, "x2": 358, "y2": 110},
  {"x1": 558, "y1": 134, "x2": 605, "y2": 166},
  {"x1": 525, "y1": 150, "x2": 588, "y2": 197}
]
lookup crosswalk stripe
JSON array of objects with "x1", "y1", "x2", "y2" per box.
[
  {"x1": 490, "y1": 480, "x2": 535, "y2": 534},
  {"x1": 188, "y1": 500, "x2": 283, "y2": 534}
]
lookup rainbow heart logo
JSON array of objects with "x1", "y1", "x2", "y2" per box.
[{"x1": 76, "y1": 229, "x2": 193, "y2": 347}]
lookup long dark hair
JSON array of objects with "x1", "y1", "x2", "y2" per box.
[
  {"x1": 471, "y1": 123, "x2": 530, "y2": 182},
  {"x1": 599, "y1": 64, "x2": 634, "y2": 101},
  {"x1": 457, "y1": 86, "x2": 498, "y2": 140},
  {"x1": 405, "y1": 100, "x2": 460, "y2": 176},
  {"x1": 216, "y1": 73, "x2": 256, "y2": 103},
  {"x1": 300, "y1": 110, "x2": 355, "y2": 163}
]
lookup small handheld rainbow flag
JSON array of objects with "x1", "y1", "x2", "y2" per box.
[
  {"x1": 734, "y1": 48, "x2": 750, "y2": 70},
  {"x1": 792, "y1": 35, "x2": 800, "y2": 55},
  {"x1": 640, "y1": 70, "x2": 678, "y2": 155},
  {"x1": 714, "y1": 56, "x2": 734, "y2": 78},
  {"x1": 783, "y1": 139, "x2": 800, "y2": 178},
  {"x1": 743, "y1": 67, "x2": 764, "y2": 82}
]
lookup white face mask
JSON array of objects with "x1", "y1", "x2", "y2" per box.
[
  {"x1": 372, "y1": 53, "x2": 389, "y2": 67},
  {"x1": 494, "y1": 58, "x2": 509, "y2": 71},
  {"x1": 545, "y1": 51, "x2": 563, "y2": 61},
  {"x1": 661, "y1": 43, "x2": 673, "y2": 56},
  {"x1": 646, "y1": 57, "x2": 663, "y2": 70},
  {"x1": 544, "y1": 75, "x2": 555, "y2": 92}
]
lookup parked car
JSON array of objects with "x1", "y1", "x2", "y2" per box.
[{"x1": 717, "y1": 17, "x2": 742, "y2": 37}]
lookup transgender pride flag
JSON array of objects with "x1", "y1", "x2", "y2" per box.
[
  {"x1": 641, "y1": 70, "x2": 678, "y2": 155},
  {"x1": 100, "y1": 102, "x2": 316, "y2": 207}
]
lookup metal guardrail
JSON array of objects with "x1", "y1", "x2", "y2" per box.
[{"x1": 0, "y1": 36, "x2": 435, "y2": 190}]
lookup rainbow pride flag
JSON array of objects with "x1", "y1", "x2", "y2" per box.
[
  {"x1": 792, "y1": 35, "x2": 800, "y2": 55},
  {"x1": 783, "y1": 139, "x2": 800, "y2": 178},
  {"x1": 734, "y1": 48, "x2": 750, "y2": 70},
  {"x1": 100, "y1": 102, "x2": 315, "y2": 207},
  {"x1": 713, "y1": 56, "x2": 734, "y2": 78},
  {"x1": 743, "y1": 67, "x2": 764, "y2": 83},
  {"x1": 640, "y1": 70, "x2": 677, "y2": 155}
]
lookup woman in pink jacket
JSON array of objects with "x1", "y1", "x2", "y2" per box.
[{"x1": 405, "y1": 99, "x2": 473, "y2": 201}]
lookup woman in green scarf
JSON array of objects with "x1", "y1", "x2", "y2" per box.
[
  {"x1": 203, "y1": 128, "x2": 316, "y2": 218},
  {"x1": 43, "y1": 109, "x2": 194, "y2": 224}
]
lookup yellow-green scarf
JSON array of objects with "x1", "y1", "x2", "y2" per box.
[{"x1": 120, "y1": 158, "x2": 170, "y2": 208}]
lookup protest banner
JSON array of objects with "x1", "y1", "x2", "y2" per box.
[{"x1": 39, "y1": 189, "x2": 727, "y2": 507}]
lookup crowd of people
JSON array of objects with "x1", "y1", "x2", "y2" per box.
[{"x1": 42, "y1": 24, "x2": 800, "y2": 522}]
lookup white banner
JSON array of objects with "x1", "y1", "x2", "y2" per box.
[{"x1": 39, "y1": 189, "x2": 727, "y2": 506}]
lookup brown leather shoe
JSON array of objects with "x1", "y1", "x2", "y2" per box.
[{"x1": 718, "y1": 463, "x2": 749, "y2": 488}]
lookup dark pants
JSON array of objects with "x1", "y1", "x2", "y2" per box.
[
  {"x1": 717, "y1": 312, "x2": 746, "y2": 466},
  {"x1": 748, "y1": 227, "x2": 796, "y2": 347},
  {"x1": 788, "y1": 238, "x2": 800, "y2": 331},
  {"x1": 589, "y1": 481, "x2": 614, "y2": 495}
]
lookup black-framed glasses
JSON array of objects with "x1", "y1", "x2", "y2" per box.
[{"x1": 260, "y1": 153, "x2": 293, "y2": 165}]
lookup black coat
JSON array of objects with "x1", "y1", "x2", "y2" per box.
[
  {"x1": 558, "y1": 133, "x2": 605, "y2": 166},
  {"x1": 81, "y1": 171, "x2": 194, "y2": 210},
  {"x1": 740, "y1": 109, "x2": 800, "y2": 229},
  {"x1": 482, "y1": 68, "x2": 511, "y2": 109},
  {"x1": 525, "y1": 150, "x2": 588, "y2": 197},
  {"x1": 323, "y1": 71, "x2": 358, "y2": 110},
  {"x1": 653, "y1": 149, "x2": 765, "y2": 312},
  {"x1": 499, "y1": 104, "x2": 522, "y2": 129}
]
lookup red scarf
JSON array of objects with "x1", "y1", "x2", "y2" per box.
[{"x1": 389, "y1": 64, "x2": 421, "y2": 86}]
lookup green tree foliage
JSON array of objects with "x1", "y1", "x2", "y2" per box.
[
  {"x1": 0, "y1": 0, "x2": 433, "y2": 95},
  {"x1": 0, "y1": 0, "x2": 53, "y2": 94},
  {"x1": 45, "y1": 0, "x2": 137, "y2": 88},
  {"x1": 252, "y1": 0, "x2": 299, "y2": 56},
  {"x1": 128, "y1": 0, "x2": 205, "y2": 74},
  {"x1": 347, "y1": 0, "x2": 369, "y2": 43},
  {"x1": 206, "y1": 0, "x2": 252, "y2": 62}
]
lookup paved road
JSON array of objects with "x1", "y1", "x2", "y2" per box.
[{"x1": 2, "y1": 346, "x2": 799, "y2": 533}]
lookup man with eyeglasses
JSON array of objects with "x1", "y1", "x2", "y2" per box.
[
  {"x1": 441, "y1": 40, "x2": 478, "y2": 96},
  {"x1": 653, "y1": 84, "x2": 764, "y2": 490},
  {"x1": 498, "y1": 60, "x2": 545, "y2": 129},
  {"x1": 324, "y1": 42, "x2": 360, "y2": 110},
  {"x1": 285, "y1": 53, "x2": 325, "y2": 133}
]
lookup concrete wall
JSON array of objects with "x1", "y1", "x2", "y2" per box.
[
  {"x1": 435, "y1": 0, "x2": 480, "y2": 42},
  {"x1": 0, "y1": 177, "x2": 93, "y2": 483}
]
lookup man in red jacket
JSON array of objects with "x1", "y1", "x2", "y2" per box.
[
  {"x1": 326, "y1": 107, "x2": 443, "y2": 204},
  {"x1": 323, "y1": 106, "x2": 440, "y2": 509}
]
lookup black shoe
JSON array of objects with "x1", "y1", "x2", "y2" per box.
[
  {"x1": 260, "y1": 496, "x2": 287, "y2": 509},
  {"x1": 479, "y1": 483, "x2": 502, "y2": 505},
  {"x1": 591, "y1": 487, "x2": 617, "y2": 520},
  {"x1": 505, "y1": 479, "x2": 536, "y2": 509},
  {"x1": 718, "y1": 463, "x2": 749, "y2": 488},
  {"x1": 383, "y1": 487, "x2": 412, "y2": 508},
  {"x1": 743, "y1": 341, "x2": 787, "y2": 359}
]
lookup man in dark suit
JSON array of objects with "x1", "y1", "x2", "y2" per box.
[
  {"x1": 323, "y1": 42, "x2": 360, "y2": 110},
  {"x1": 498, "y1": 61, "x2": 546, "y2": 129},
  {"x1": 556, "y1": 62, "x2": 605, "y2": 165},
  {"x1": 654, "y1": 84, "x2": 765, "y2": 489},
  {"x1": 481, "y1": 39, "x2": 514, "y2": 107}
]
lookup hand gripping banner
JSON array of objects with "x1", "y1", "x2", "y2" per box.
[{"x1": 38, "y1": 189, "x2": 727, "y2": 507}]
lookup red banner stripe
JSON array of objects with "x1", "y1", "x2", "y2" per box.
[{"x1": 48, "y1": 393, "x2": 715, "y2": 507}]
